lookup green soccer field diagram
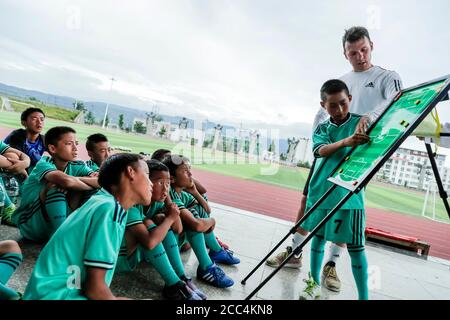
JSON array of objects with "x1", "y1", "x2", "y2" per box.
[{"x1": 329, "y1": 78, "x2": 449, "y2": 191}]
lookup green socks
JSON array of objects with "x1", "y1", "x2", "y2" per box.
[
  {"x1": 186, "y1": 230, "x2": 213, "y2": 270},
  {"x1": 143, "y1": 225, "x2": 180, "y2": 286},
  {"x1": 310, "y1": 235, "x2": 326, "y2": 285},
  {"x1": 162, "y1": 231, "x2": 186, "y2": 278},
  {"x1": 204, "y1": 231, "x2": 223, "y2": 253},
  {"x1": 44, "y1": 189, "x2": 69, "y2": 233},
  {"x1": 348, "y1": 245, "x2": 369, "y2": 300},
  {"x1": 0, "y1": 253, "x2": 23, "y2": 300}
]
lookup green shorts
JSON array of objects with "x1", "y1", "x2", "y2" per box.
[
  {"x1": 116, "y1": 247, "x2": 145, "y2": 274},
  {"x1": 301, "y1": 209, "x2": 365, "y2": 246}
]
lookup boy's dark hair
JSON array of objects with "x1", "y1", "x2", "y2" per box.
[
  {"x1": 146, "y1": 159, "x2": 169, "y2": 178},
  {"x1": 44, "y1": 126, "x2": 76, "y2": 151},
  {"x1": 151, "y1": 149, "x2": 171, "y2": 161},
  {"x1": 98, "y1": 153, "x2": 143, "y2": 193},
  {"x1": 21, "y1": 107, "x2": 45, "y2": 122},
  {"x1": 161, "y1": 154, "x2": 189, "y2": 177},
  {"x1": 320, "y1": 79, "x2": 350, "y2": 102},
  {"x1": 86, "y1": 133, "x2": 108, "y2": 152},
  {"x1": 342, "y1": 26, "x2": 371, "y2": 49}
]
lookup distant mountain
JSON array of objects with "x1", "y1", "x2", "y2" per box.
[{"x1": 0, "y1": 82, "x2": 312, "y2": 155}]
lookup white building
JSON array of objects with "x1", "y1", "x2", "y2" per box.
[{"x1": 376, "y1": 147, "x2": 449, "y2": 191}]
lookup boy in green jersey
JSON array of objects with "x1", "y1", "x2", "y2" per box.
[
  {"x1": 162, "y1": 155, "x2": 237, "y2": 288},
  {"x1": 0, "y1": 140, "x2": 30, "y2": 225},
  {"x1": 23, "y1": 153, "x2": 152, "y2": 300},
  {"x1": 115, "y1": 159, "x2": 206, "y2": 300},
  {"x1": 12, "y1": 126, "x2": 99, "y2": 242},
  {"x1": 299, "y1": 79, "x2": 370, "y2": 300},
  {"x1": 85, "y1": 133, "x2": 112, "y2": 172}
]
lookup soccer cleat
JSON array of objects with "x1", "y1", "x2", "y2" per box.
[
  {"x1": 1, "y1": 204, "x2": 16, "y2": 226},
  {"x1": 299, "y1": 273, "x2": 321, "y2": 300},
  {"x1": 197, "y1": 263, "x2": 234, "y2": 288},
  {"x1": 321, "y1": 262, "x2": 341, "y2": 292},
  {"x1": 180, "y1": 275, "x2": 207, "y2": 300},
  {"x1": 266, "y1": 246, "x2": 302, "y2": 269},
  {"x1": 209, "y1": 248, "x2": 240, "y2": 265},
  {"x1": 162, "y1": 281, "x2": 203, "y2": 301}
]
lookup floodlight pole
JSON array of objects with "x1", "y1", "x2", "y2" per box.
[{"x1": 102, "y1": 77, "x2": 116, "y2": 129}]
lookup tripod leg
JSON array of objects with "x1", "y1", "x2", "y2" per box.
[
  {"x1": 245, "y1": 190, "x2": 354, "y2": 300},
  {"x1": 241, "y1": 184, "x2": 337, "y2": 285}
]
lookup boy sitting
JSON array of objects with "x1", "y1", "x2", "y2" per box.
[
  {"x1": 23, "y1": 153, "x2": 152, "y2": 300},
  {"x1": 12, "y1": 126, "x2": 99, "y2": 242},
  {"x1": 299, "y1": 79, "x2": 370, "y2": 300},
  {"x1": 162, "y1": 155, "x2": 238, "y2": 288},
  {"x1": 85, "y1": 133, "x2": 112, "y2": 172},
  {"x1": 3, "y1": 107, "x2": 46, "y2": 172},
  {"x1": 115, "y1": 159, "x2": 206, "y2": 300},
  {"x1": 0, "y1": 140, "x2": 30, "y2": 224}
]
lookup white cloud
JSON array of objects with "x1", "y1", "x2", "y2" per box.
[{"x1": 0, "y1": 0, "x2": 449, "y2": 131}]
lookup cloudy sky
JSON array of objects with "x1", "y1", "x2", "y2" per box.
[{"x1": 1, "y1": 1, "x2": 450, "y2": 135}]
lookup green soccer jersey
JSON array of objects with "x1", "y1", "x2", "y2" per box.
[
  {"x1": 169, "y1": 188, "x2": 197, "y2": 209},
  {"x1": 307, "y1": 113, "x2": 365, "y2": 210},
  {"x1": 0, "y1": 141, "x2": 10, "y2": 155},
  {"x1": 145, "y1": 201, "x2": 165, "y2": 219},
  {"x1": 13, "y1": 156, "x2": 95, "y2": 234},
  {"x1": 23, "y1": 189, "x2": 127, "y2": 300},
  {"x1": 85, "y1": 159, "x2": 100, "y2": 172}
]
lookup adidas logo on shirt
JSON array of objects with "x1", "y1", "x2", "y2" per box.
[{"x1": 365, "y1": 82, "x2": 375, "y2": 88}]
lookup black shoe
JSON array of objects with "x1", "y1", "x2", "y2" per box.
[{"x1": 162, "y1": 281, "x2": 202, "y2": 300}]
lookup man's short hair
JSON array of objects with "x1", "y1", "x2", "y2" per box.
[
  {"x1": 342, "y1": 26, "x2": 371, "y2": 49},
  {"x1": 86, "y1": 133, "x2": 109, "y2": 152},
  {"x1": 21, "y1": 107, "x2": 45, "y2": 122},
  {"x1": 320, "y1": 79, "x2": 350, "y2": 102},
  {"x1": 98, "y1": 153, "x2": 143, "y2": 193},
  {"x1": 44, "y1": 126, "x2": 76, "y2": 151},
  {"x1": 151, "y1": 149, "x2": 171, "y2": 161},
  {"x1": 161, "y1": 154, "x2": 189, "y2": 177},
  {"x1": 146, "y1": 159, "x2": 169, "y2": 178}
]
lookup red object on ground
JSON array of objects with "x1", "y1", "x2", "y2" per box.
[{"x1": 365, "y1": 227, "x2": 419, "y2": 243}]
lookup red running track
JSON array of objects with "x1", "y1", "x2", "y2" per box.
[{"x1": 1, "y1": 126, "x2": 449, "y2": 260}]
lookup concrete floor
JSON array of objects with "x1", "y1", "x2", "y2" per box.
[{"x1": 2, "y1": 202, "x2": 450, "y2": 300}]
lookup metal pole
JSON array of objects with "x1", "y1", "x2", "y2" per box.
[
  {"x1": 424, "y1": 142, "x2": 450, "y2": 219},
  {"x1": 102, "y1": 77, "x2": 116, "y2": 129}
]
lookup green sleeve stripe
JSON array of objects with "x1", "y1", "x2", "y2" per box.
[
  {"x1": 40, "y1": 169, "x2": 57, "y2": 180},
  {"x1": 126, "y1": 221, "x2": 143, "y2": 228},
  {"x1": 0, "y1": 146, "x2": 10, "y2": 155}
]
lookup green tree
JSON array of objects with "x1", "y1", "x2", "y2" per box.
[
  {"x1": 158, "y1": 126, "x2": 167, "y2": 137},
  {"x1": 118, "y1": 114, "x2": 125, "y2": 130},
  {"x1": 73, "y1": 101, "x2": 86, "y2": 111},
  {"x1": 268, "y1": 140, "x2": 276, "y2": 152},
  {"x1": 104, "y1": 115, "x2": 110, "y2": 128},
  {"x1": 155, "y1": 115, "x2": 163, "y2": 122},
  {"x1": 134, "y1": 121, "x2": 147, "y2": 134},
  {"x1": 85, "y1": 111, "x2": 95, "y2": 125}
]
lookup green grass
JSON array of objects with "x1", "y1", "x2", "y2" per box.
[
  {"x1": 9, "y1": 98, "x2": 80, "y2": 122},
  {"x1": 1, "y1": 110, "x2": 448, "y2": 223}
]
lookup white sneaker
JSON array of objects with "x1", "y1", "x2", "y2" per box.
[
  {"x1": 266, "y1": 246, "x2": 302, "y2": 269},
  {"x1": 299, "y1": 272, "x2": 321, "y2": 300}
]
